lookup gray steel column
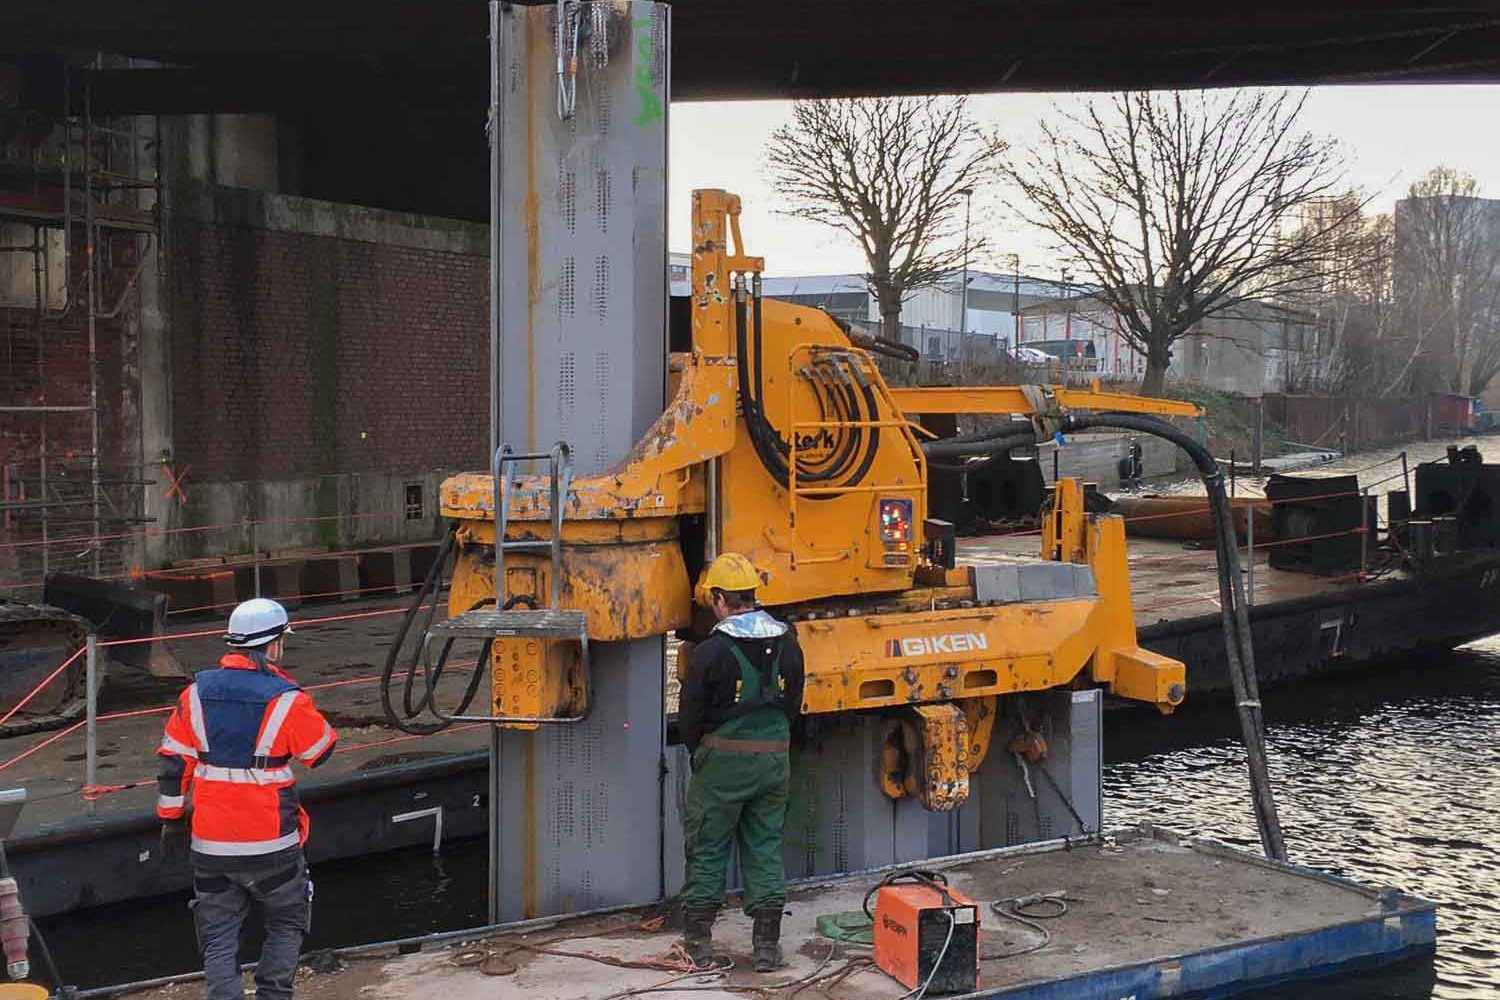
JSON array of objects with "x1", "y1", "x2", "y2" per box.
[
  {"x1": 782, "y1": 718, "x2": 934, "y2": 880},
  {"x1": 490, "y1": 0, "x2": 669, "y2": 920}
]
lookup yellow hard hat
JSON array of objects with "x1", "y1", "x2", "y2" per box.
[
  {"x1": 0, "y1": 986, "x2": 50, "y2": 1000},
  {"x1": 700, "y1": 552, "x2": 763, "y2": 597}
]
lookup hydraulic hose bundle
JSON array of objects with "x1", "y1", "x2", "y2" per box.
[
  {"x1": 734, "y1": 274, "x2": 881, "y2": 494},
  {"x1": 1059, "y1": 411, "x2": 1287, "y2": 861},
  {"x1": 379, "y1": 523, "x2": 492, "y2": 735}
]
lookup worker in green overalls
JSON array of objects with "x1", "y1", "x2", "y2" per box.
[{"x1": 678, "y1": 552, "x2": 805, "y2": 972}]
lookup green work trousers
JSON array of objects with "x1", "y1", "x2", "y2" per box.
[{"x1": 682, "y1": 744, "x2": 790, "y2": 914}]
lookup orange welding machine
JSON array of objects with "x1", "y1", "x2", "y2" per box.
[{"x1": 868, "y1": 871, "x2": 980, "y2": 994}]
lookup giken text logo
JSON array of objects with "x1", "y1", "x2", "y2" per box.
[{"x1": 884, "y1": 633, "x2": 989, "y2": 657}]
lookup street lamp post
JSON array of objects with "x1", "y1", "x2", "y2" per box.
[
  {"x1": 958, "y1": 187, "x2": 973, "y2": 376},
  {"x1": 1060, "y1": 268, "x2": 1072, "y2": 384},
  {"x1": 1009, "y1": 253, "x2": 1021, "y2": 350}
]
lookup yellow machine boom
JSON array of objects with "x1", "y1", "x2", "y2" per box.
[{"x1": 439, "y1": 189, "x2": 1196, "y2": 810}]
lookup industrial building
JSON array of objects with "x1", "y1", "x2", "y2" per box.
[
  {"x1": 1018, "y1": 293, "x2": 1322, "y2": 394},
  {"x1": 753, "y1": 267, "x2": 1064, "y2": 361},
  {"x1": 727, "y1": 259, "x2": 1322, "y2": 395},
  {"x1": 0, "y1": 85, "x2": 489, "y2": 590}
]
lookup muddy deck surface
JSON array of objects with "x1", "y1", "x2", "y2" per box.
[
  {"x1": 0, "y1": 540, "x2": 1365, "y2": 835},
  {"x1": 962, "y1": 534, "x2": 1366, "y2": 630},
  {"x1": 123, "y1": 829, "x2": 1408, "y2": 1000}
]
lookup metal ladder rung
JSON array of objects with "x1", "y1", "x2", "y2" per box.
[
  {"x1": 493, "y1": 442, "x2": 574, "y2": 612},
  {"x1": 432, "y1": 440, "x2": 591, "y2": 727},
  {"x1": 431, "y1": 608, "x2": 587, "y2": 639},
  {"x1": 501, "y1": 539, "x2": 553, "y2": 553}
]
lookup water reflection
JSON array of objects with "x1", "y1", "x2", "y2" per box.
[{"x1": 1104, "y1": 640, "x2": 1500, "y2": 999}]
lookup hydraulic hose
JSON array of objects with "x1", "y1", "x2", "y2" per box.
[
  {"x1": 921, "y1": 429, "x2": 1037, "y2": 461},
  {"x1": 734, "y1": 281, "x2": 880, "y2": 493},
  {"x1": 1059, "y1": 411, "x2": 1287, "y2": 862},
  {"x1": 380, "y1": 522, "x2": 491, "y2": 735},
  {"x1": 846, "y1": 328, "x2": 921, "y2": 363},
  {"x1": 801, "y1": 364, "x2": 861, "y2": 478}
]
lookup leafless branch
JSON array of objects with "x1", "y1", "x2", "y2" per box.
[
  {"x1": 1002, "y1": 89, "x2": 1349, "y2": 395},
  {"x1": 766, "y1": 97, "x2": 1005, "y2": 342},
  {"x1": 1393, "y1": 166, "x2": 1500, "y2": 396}
]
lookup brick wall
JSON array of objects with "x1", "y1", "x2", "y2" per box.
[
  {"x1": 168, "y1": 218, "x2": 489, "y2": 484},
  {"x1": 5, "y1": 181, "x2": 491, "y2": 580}
]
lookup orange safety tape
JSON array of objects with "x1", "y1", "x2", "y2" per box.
[
  {"x1": 136, "y1": 568, "x2": 237, "y2": 582},
  {"x1": 1, "y1": 536, "x2": 446, "y2": 592}
]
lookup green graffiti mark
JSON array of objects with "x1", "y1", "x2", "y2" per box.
[{"x1": 633, "y1": 17, "x2": 663, "y2": 128}]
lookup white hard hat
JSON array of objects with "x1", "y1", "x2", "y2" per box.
[{"x1": 224, "y1": 598, "x2": 294, "y2": 648}]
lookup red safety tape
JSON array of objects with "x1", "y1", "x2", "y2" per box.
[
  {"x1": 0, "y1": 506, "x2": 413, "y2": 552},
  {"x1": 0, "y1": 647, "x2": 86, "y2": 729},
  {"x1": 0, "y1": 603, "x2": 444, "y2": 768},
  {"x1": 73, "y1": 723, "x2": 490, "y2": 801},
  {"x1": 0, "y1": 721, "x2": 84, "y2": 773},
  {"x1": 96, "y1": 603, "x2": 433, "y2": 649},
  {"x1": 164, "y1": 581, "x2": 420, "y2": 616}
]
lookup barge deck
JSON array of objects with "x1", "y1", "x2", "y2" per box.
[{"x1": 109, "y1": 826, "x2": 1435, "y2": 1000}]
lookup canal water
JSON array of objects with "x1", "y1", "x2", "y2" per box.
[{"x1": 38, "y1": 640, "x2": 1499, "y2": 997}]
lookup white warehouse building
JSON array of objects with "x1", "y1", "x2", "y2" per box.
[{"x1": 668, "y1": 255, "x2": 1067, "y2": 361}]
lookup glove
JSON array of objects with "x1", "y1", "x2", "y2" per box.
[{"x1": 160, "y1": 819, "x2": 190, "y2": 864}]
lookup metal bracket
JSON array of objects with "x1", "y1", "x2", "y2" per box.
[
  {"x1": 391, "y1": 806, "x2": 445, "y2": 855},
  {"x1": 880, "y1": 703, "x2": 972, "y2": 812},
  {"x1": 428, "y1": 610, "x2": 591, "y2": 726}
]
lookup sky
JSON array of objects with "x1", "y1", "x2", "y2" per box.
[{"x1": 667, "y1": 85, "x2": 1500, "y2": 279}]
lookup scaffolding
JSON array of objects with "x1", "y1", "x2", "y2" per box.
[{"x1": 0, "y1": 57, "x2": 160, "y2": 592}]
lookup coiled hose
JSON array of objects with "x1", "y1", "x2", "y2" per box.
[
  {"x1": 1060, "y1": 411, "x2": 1286, "y2": 861},
  {"x1": 380, "y1": 522, "x2": 492, "y2": 735},
  {"x1": 735, "y1": 286, "x2": 881, "y2": 494}
]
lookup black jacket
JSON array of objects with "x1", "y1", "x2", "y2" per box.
[{"x1": 678, "y1": 622, "x2": 805, "y2": 752}]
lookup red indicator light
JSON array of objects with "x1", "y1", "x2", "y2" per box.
[{"x1": 879, "y1": 498, "x2": 914, "y2": 543}]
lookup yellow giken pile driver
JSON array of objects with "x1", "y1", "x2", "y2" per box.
[{"x1": 436, "y1": 189, "x2": 1196, "y2": 812}]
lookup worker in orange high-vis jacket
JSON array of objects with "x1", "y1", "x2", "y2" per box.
[{"x1": 157, "y1": 598, "x2": 337, "y2": 1000}]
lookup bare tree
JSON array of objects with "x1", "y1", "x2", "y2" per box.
[
  {"x1": 1394, "y1": 166, "x2": 1500, "y2": 396},
  {"x1": 1004, "y1": 90, "x2": 1350, "y2": 395},
  {"x1": 766, "y1": 97, "x2": 1002, "y2": 345},
  {"x1": 1278, "y1": 193, "x2": 1403, "y2": 393}
]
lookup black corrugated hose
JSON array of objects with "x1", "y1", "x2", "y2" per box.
[{"x1": 1060, "y1": 411, "x2": 1287, "y2": 861}]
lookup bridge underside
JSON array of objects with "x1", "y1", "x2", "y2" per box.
[{"x1": 3, "y1": 1, "x2": 1499, "y2": 115}]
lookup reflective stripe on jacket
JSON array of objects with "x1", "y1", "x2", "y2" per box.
[{"x1": 156, "y1": 652, "x2": 338, "y2": 858}]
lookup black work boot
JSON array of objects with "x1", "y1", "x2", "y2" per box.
[
  {"x1": 682, "y1": 906, "x2": 718, "y2": 968},
  {"x1": 752, "y1": 908, "x2": 784, "y2": 973}
]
